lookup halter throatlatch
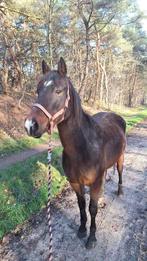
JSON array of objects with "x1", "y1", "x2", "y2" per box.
[{"x1": 32, "y1": 81, "x2": 70, "y2": 134}]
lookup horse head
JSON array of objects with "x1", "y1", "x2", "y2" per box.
[{"x1": 25, "y1": 57, "x2": 70, "y2": 137}]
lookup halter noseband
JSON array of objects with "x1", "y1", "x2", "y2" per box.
[{"x1": 33, "y1": 81, "x2": 70, "y2": 134}]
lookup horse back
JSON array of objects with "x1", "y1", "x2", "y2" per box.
[{"x1": 93, "y1": 112, "x2": 126, "y2": 133}]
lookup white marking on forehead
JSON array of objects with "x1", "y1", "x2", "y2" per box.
[
  {"x1": 25, "y1": 119, "x2": 35, "y2": 135},
  {"x1": 44, "y1": 80, "x2": 53, "y2": 87}
]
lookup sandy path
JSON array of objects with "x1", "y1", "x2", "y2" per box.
[{"x1": 0, "y1": 121, "x2": 147, "y2": 261}]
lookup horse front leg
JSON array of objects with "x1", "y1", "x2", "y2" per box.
[
  {"x1": 86, "y1": 173, "x2": 105, "y2": 249},
  {"x1": 70, "y1": 182, "x2": 87, "y2": 238}
]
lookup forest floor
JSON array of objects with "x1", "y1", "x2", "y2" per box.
[{"x1": 0, "y1": 120, "x2": 147, "y2": 261}]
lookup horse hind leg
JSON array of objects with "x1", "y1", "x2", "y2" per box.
[{"x1": 117, "y1": 153, "x2": 124, "y2": 195}]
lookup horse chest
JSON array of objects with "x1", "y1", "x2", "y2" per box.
[
  {"x1": 78, "y1": 167, "x2": 97, "y2": 185},
  {"x1": 64, "y1": 160, "x2": 97, "y2": 185},
  {"x1": 62, "y1": 147, "x2": 101, "y2": 185}
]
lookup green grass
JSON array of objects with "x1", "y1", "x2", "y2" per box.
[
  {"x1": 0, "y1": 105, "x2": 147, "y2": 239},
  {"x1": 0, "y1": 131, "x2": 59, "y2": 158},
  {"x1": 113, "y1": 106, "x2": 147, "y2": 132},
  {"x1": 0, "y1": 146, "x2": 66, "y2": 239}
]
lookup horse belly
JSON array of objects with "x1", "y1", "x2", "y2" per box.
[{"x1": 105, "y1": 137, "x2": 125, "y2": 169}]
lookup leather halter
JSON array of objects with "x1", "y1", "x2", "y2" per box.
[{"x1": 33, "y1": 81, "x2": 70, "y2": 134}]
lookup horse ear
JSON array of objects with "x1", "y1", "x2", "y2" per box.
[
  {"x1": 42, "y1": 60, "x2": 50, "y2": 74},
  {"x1": 58, "y1": 57, "x2": 67, "y2": 76},
  {"x1": 36, "y1": 74, "x2": 42, "y2": 83}
]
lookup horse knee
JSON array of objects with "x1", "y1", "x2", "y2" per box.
[
  {"x1": 77, "y1": 194, "x2": 85, "y2": 208},
  {"x1": 77, "y1": 194, "x2": 87, "y2": 224}
]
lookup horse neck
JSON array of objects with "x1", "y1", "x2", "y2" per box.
[{"x1": 57, "y1": 84, "x2": 87, "y2": 155}]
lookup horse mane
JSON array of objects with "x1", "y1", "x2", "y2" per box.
[{"x1": 68, "y1": 79, "x2": 84, "y2": 127}]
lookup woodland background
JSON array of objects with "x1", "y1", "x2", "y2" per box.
[
  {"x1": 0, "y1": 0, "x2": 147, "y2": 108},
  {"x1": 1, "y1": 0, "x2": 147, "y2": 243}
]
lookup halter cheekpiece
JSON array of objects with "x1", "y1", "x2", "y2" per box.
[{"x1": 33, "y1": 81, "x2": 70, "y2": 134}]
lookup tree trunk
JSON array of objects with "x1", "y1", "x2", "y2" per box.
[
  {"x1": 47, "y1": 0, "x2": 53, "y2": 67},
  {"x1": 78, "y1": 27, "x2": 89, "y2": 100},
  {"x1": 4, "y1": 36, "x2": 23, "y2": 91},
  {"x1": 1, "y1": 49, "x2": 8, "y2": 94},
  {"x1": 93, "y1": 31, "x2": 100, "y2": 102},
  {"x1": 100, "y1": 58, "x2": 109, "y2": 107}
]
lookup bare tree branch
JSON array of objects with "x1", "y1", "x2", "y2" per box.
[{"x1": 1, "y1": 6, "x2": 42, "y2": 20}]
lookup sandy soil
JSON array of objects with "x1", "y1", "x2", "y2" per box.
[{"x1": 0, "y1": 121, "x2": 147, "y2": 261}]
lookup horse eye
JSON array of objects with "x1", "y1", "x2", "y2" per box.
[{"x1": 56, "y1": 89, "x2": 62, "y2": 94}]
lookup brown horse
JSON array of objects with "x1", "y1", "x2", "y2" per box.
[{"x1": 25, "y1": 58, "x2": 126, "y2": 249}]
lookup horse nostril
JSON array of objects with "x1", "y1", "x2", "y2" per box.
[
  {"x1": 30, "y1": 120, "x2": 39, "y2": 136},
  {"x1": 34, "y1": 121, "x2": 39, "y2": 130},
  {"x1": 25, "y1": 119, "x2": 39, "y2": 136}
]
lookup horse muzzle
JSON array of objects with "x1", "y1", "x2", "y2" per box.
[{"x1": 24, "y1": 118, "x2": 41, "y2": 138}]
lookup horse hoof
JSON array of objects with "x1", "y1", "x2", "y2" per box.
[
  {"x1": 85, "y1": 236, "x2": 97, "y2": 249},
  {"x1": 77, "y1": 230, "x2": 87, "y2": 239},
  {"x1": 98, "y1": 197, "x2": 106, "y2": 208},
  {"x1": 106, "y1": 175, "x2": 111, "y2": 182},
  {"x1": 117, "y1": 185, "x2": 123, "y2": 196},
  {"x1": 77, "y1": 227, "x2": 87, "y2": 238}
]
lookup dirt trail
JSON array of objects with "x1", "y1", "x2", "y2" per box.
[
  {"x1": 0, "y1": 122, "x2": 147, "y2": 261},
  {"x1": 0, "y1": 140, "x2": 60, "y2": 170}
]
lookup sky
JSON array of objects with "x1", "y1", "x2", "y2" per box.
[{"x1": 137, "y1": 0, "x2": 147, "y2": 31}]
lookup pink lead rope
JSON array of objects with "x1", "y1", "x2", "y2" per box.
[
  {"x1": 32, "y1": 81, "x2": 70, "y2": 260},
  {"x1": 47, "y1": 137, "x2": 53, "y2": 261}
]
